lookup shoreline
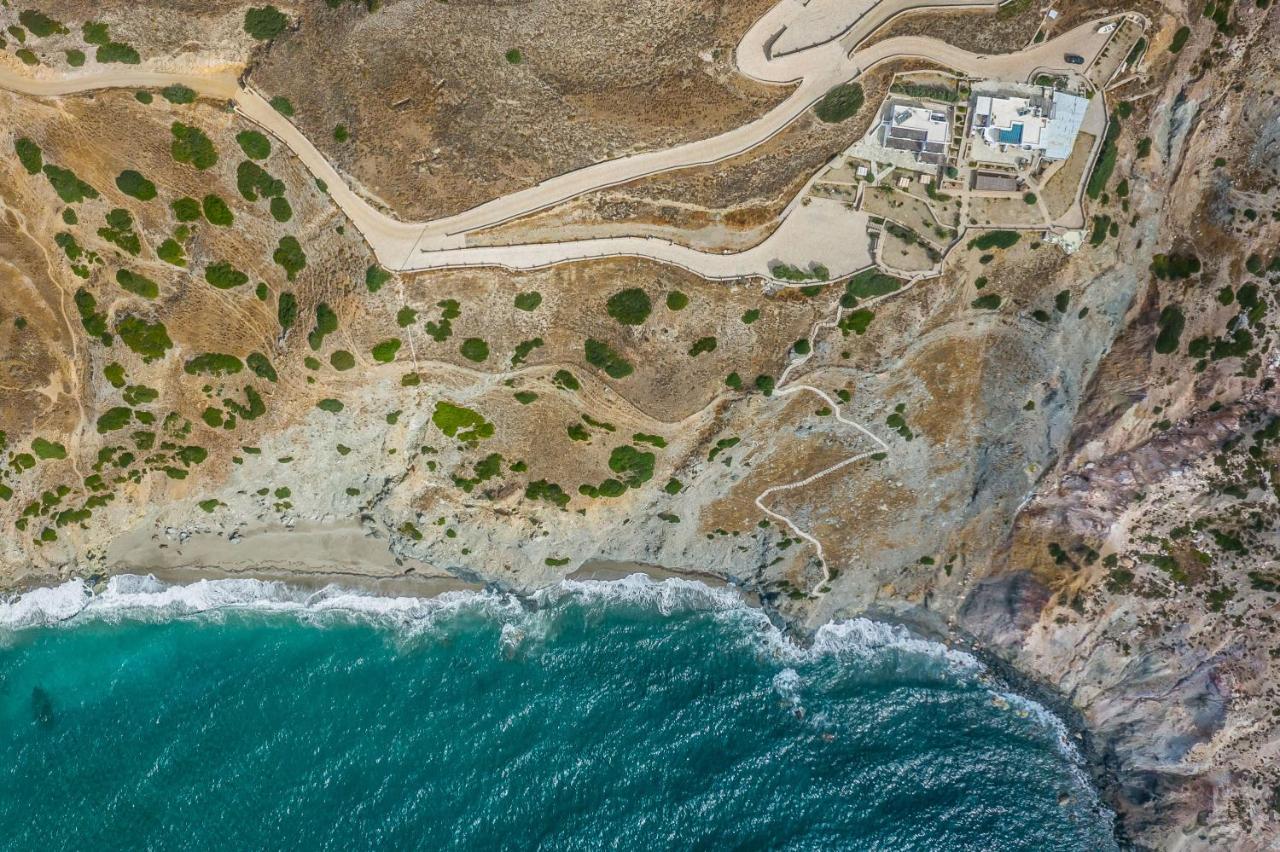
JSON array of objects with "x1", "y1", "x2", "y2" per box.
[{"x1": 3, "y1": 558, "x2": 1121, "y2": 845}]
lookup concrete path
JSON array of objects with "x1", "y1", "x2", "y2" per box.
[
  {"x1": 402, "y1": 198, "x2": 873, "y2": 281},
  {"x1": 0, "y1": 3, "x2": 1120, "y2": 277}
]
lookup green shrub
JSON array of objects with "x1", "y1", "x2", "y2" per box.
[
  {"x1": 103, "y1": 363, "x2": 127, "y2": 388},
  {"x1": 74, "y1": 289, "x2": 112, "y2": 344},
  {"x1": 269, "y1": 95, "x2": 294, "y2": 116},
  {"x1": 971, "y1": 293, "x2": 1002, "y2": 310},
  {"x1": 366, "y1": 265, "x2": 392, "y2": 292},
  {"x1": 609, "y1": 445, "x2": 654, "y2": 487},
  {"x1": 171, "y1": 122, "x2": 217, "y2": 170},
  {"x1": 553, "y1": 370, "x2": 580, "y2": 391},
  {"x1": 688, "y1": 336, "x2": 717, "y2": 356},
  {"x1": 605, "y1": 288, "x2": 651, "y2": 325},
  {"x1": 663, "y1": 478, "x2": 682, "y2": 495},
  {"x1": 273, "y1": 236, "x2": 306, "y2": 280},
  {"x1": 116, "y1": 316, "x2": 173, "y2": 362},
  {"x1": 161, "y1": 84, "x2": 196, "y2": 104},
  {"x1": 584, "y1": 338, "x2": 633, "y2": 379},
  {"x1": 247, "y1": 352, "x2": 278, "y2": 382},
  {"x1": 95, "y1": 42, "x2": 140, "y2": 64},
  {"x1": 514, "y1": 291, "x2": 542, "y2": 311},
  {"x1": 740, "y1": 308, "x2": 760, "y2": 324},
  {"x1": 317, "y1": 398, "x2": 344, "y2": 413},
  {"x1": 82, "y1": 21, "x2": 109, "y2": 45},
  {"x1": 97, "y1": 208, "x2": 141, "y2": 256},
  {"x1": 245, "y1": 6, "x2": 288, "y2": 39},
  {"x1": 171, "y1": 196, "x2": 202, "y2": 222},
  {"x1": 1169, "y1": 25, "x2": 1191, "y2": 52},
  {"x1": 371, "y1": 338, "x2": 402, "y2": 363},
  {"x1": 19, "y1": 10, "x2": 68, "y2": 37},
  {"x1": 1150, "y1": 253, "x2": 1200, "y2": 280},
  {"x1": 333, "y1": 124, "x2": 349, "y2": 142},
  {"x1": 110, "y1": 168, "x2": 154, "y2": 202},
  {"x1": 157, "y1": 238, "x2": 187, "y2": 267},
  {"x1": 269, "y1": 196, "x2": 293, "y2": 222},
  {"x1": 15, "y1": 49, "x2": 38, "y2": 66},
  {"x1": 514, "y1": 390, "x2": 538, "y2": 404},
  {"x1": 510, "y1": 337, "x2": 544, "y2": 366},
  {"x1": 725, "y1": 372, "x2": 742, "y2": 390},
  {"x1": 396, "y1": 307, "x2": 418, "y2": 327},
  {"x1": 205, "y1": 261, "x2": 248, "y2": 289},
  {"x1": 330, "y1": 350, "x2": 355, "y2": 371},
  {"x1": 307, "y1": 303, "x2": 338, "y2": 350},
  {"x1": 432, "y1": 401, "x2": 494, "y2": 441},
  {"x1": 236, "y1": 130, "x2": 272, "y2": 160},
  {"x1": 96, "y1": 407, "x2": 133, "y2": 433},
  {"x1": 505, "y1": 48, "x2": 522, "y2": 64},
  {"x1": 1089, "y1": 214, "x2": 1111, "y2": 246},
  {"x1": 31, "y1": 438, "x2": 67, "y2": 460},
  {"x1": 457, "y1": 338, "x2": 488, "y2": 362},
  {"x1": 1154, "y1": 305, "x2": 1185, "y2": 354},
  {"x1": 1085, "y1": 117, "x2": 1121, "y2": 200},
  {"x1": 967, "y1": 230, "x2": 1020, "y2": 251},
  {"x1": 116, "y1": 269, "x2": 158, "y2": 299},
  {"x1": 839, "y1": 309, "x2": 874, "y2": 335},
  {"x1": 184, "y1": 353, "x2": 243, "y2": 376},
  {"x1": 236, "y1": 160, "x2": 285, "y2": 200},
  {"x1": 842, "y1": 268, "x2": 901, "y2": 306},
  {"x1": 755, "y1": 374, "x2": 775, "y2": 395},
  {"x1": 666, "y1": 291, "x2": 688, "y2": 311},
  {"x1": 15, "y1": 137, "x2": 43, "y2": 174},
  {"x1": 525, "y1": 479, "x2": 568, "y2": 508},
  {"x1": 65, "y1": 49, "x2": 85, "y2": 66},
  {"x1": 43, "y1": 164, "x2": 98, "y2": 203},
  {"x1": 202, "y1": 194, "x2": 234, "y2": 226},
  {"x1": 814, "y1": 82, "x2": 864, "y2": 123},
  {"x1": 277, "y1": 292, "x2": 298, "y2": 330}
]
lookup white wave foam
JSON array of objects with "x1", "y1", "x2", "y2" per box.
[
  {"x1": 0, "y1": 574, "x2": 517, "y2": 634},
  {"x1": 801, "y1": 618, "x2": 983, "y2": 673},
  {"x1": 536, "y1": 572, "x2": 750, "y2": 615},
  {"x1": 772, "y1": 667, "x2": 803, "y2": 707}
]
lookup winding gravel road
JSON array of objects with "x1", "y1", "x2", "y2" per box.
[{"x1": 0, "y1": 2, "x2": 1118, "y2": 276}]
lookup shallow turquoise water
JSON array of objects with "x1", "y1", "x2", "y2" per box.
[{"x1": 0, "y1": 575, "x2": 1115, "y2": 850}]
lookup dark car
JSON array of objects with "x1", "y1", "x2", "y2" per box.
[{"x1": 1064, "y1": 53, "x2": 1086, "y2": 65}]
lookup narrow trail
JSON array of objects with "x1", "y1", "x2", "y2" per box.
[
  {"x1": 753, "y1": 275, "x2": 926, "y2": 595},
  {"x1": 0, "y1": 200, "x2": 89, "y2": 483}
]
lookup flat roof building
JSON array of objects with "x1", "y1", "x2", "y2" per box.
[
  {"x1": 880, "y1": 102, "x2": 950, "y2": 166},
  {"x1": 971, "y1": 89, "x2": 1087, "y2": 161}
]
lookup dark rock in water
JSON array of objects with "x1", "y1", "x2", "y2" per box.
[{"x1": 31, "y1": 686, "x2": 54, "y2": 727}]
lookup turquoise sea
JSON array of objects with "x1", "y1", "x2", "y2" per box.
[{"x1": 0, "y1": 574, "x2": 1116, "y2": 850}]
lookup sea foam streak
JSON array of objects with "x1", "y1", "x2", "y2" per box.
[{"x1": 1, "y1": 573, "x2": 974, "y2": 670}]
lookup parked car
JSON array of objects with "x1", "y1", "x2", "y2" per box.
[{"x1": 1064, "y1": 53, "x2": 1086, "y2": 65}]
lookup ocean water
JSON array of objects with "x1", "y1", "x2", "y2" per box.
[{"x1": 0, "y1": 574, "x2": 1116, "y2": 850}]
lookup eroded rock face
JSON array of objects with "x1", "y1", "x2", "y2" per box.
[{"x1": 958, "y1": 572, "x2": 1051, "y2": 648}]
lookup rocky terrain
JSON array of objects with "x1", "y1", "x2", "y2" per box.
[{"x1": 2, "y1": 0, "x2": 1280, "y2": 848}]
